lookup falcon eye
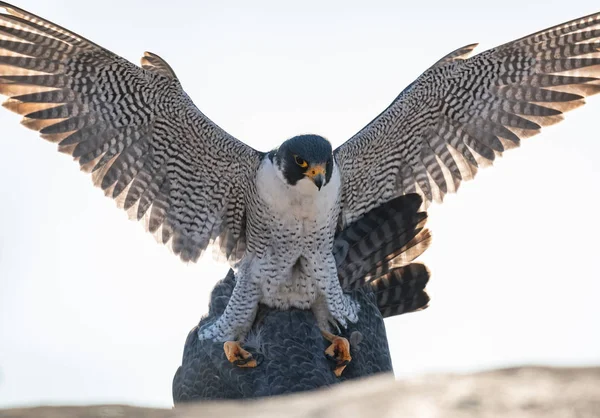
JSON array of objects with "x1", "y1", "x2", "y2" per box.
[{"x1": 294, "y1": 155, "x2": 308, "y2": 168}]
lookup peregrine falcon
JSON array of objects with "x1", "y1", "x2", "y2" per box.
[
  {"x1": 1, "y1": 3, "x2": 599, "y2": 375},
  {"x1": 174, "y1": 194, "x2": 431, "y2": 400}
]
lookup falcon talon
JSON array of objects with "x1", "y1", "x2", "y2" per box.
[
  {"x1": 252, "y1": 353, "x2": 264, "y2": 367},
  {"x1": 2, "y1": 3, "x2": 600, "y2": 389},
  {"x1": 223, "y1": 341, "x2": 257, "y2": 368},
  {"x1": 233, "y1": 358, "x2": 258, "y2": 368},
  {"x1": 325, "y1": 353, "x2": 336, "y2": 361},
  {"x1": 328, "y1": 358, "x2": 349, "y2": 369},
  {"x1": 333, "y1": 364, "x2": 348, "y2": 378},
  {"x1": 322, "y1": 331, "x2": 352, "y2": 376}
]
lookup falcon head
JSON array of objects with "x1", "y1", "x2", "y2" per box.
[{"x1": 274, "y1": 134, "x2": 333, "y2": 191}]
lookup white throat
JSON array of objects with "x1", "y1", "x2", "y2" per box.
[{"x1": 256, "y1": 156, "x2": 341, "y2": 220}]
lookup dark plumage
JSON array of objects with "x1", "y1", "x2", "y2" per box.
[
  {"x1": 173, "y1": 273, "x2": 392, "y2": 402},
  {"x1": 172, "y1": 194, "x2": 431, "y2": 402},
  {"x1": 370, "y1": 264, "x2": 431, "y2": 319},
  {"x1": 2, "y1": 2, "x2": 597, "y2": 398},
  {"x1": 272, "y1": 134, "x2": 334, "y2": 187}
]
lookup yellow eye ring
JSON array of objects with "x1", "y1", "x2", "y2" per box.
[{"x1": 294, "y1": 155, "x2": 308, "y2": 168}]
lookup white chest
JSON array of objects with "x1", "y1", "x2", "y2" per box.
[
  {"x1": 251, "y1": 156, "x2": 342, "y2": 310},
  {"x1": 255, "y1": 157, "x2": 341, "y2": 224}
]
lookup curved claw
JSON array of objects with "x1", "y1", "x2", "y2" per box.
[
  {"x1": 322, "y1": 331, "x2": 352, "y2": 377},
  {"x1": 224, "y1": 341, "x2": 258, "y2": 368}
]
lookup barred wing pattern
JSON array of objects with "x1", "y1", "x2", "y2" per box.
[
  {"x1": 335, "y1": 13, "x2": 600, "y2": 226},
  {"x1": 0, "y1": 3, "x2": 263, "y2": 263}
]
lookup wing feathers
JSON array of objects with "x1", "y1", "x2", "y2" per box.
[
  {"x1": 433, "y1": 43, "x2": 479, "y2": 67},
  {"x1": 0, "y1": 2, "x2": 262, "y2": 264},
  {"x1": 336, "y1": 11, "x2": 600, "y2": 223},
  {"x1": 0, "y1": 2, "x2": 100, "y2": 49},
  {"x1": 141, "y1": 51, "x2": 177, "y2": 79}
]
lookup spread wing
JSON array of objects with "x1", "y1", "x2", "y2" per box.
[
  {"x1": 0, "y1": 2, "x2": 263, "y2": 263},
  {"x1": 335, "y1": 12, "x2": 600, "y2": 226}
]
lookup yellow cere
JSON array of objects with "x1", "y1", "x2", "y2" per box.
[{"x1": 306, "y1": 164, "x2": 326, "y2": 179}]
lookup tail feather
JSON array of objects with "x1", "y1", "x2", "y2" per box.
[
  {"x1": 362, "y1": 228, "x2": 432, "y2": 285},
  {"x1": 370, "y1": 263, "x2": 431, "y2": 319},
  {"x1": 334, "y1": 193, "x2": 431, "y2": 291}
]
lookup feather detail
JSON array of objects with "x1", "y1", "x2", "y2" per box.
[
  {"x1": 335, "y1": 11, "x2": 600, "y2": 225},
  {"x1": 0, "y1": 1, "x2": 263, "y2": 263}
]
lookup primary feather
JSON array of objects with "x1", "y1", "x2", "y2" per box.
[
  {"x1": 335, "y1": 12, "x2": 600, "y2": 225},
  {"x1": 1, "y1": 3, "x2": 599, "y2": 342},
  {"x1": 0, "y1": 1, "x2": 262, "y2": 264}
]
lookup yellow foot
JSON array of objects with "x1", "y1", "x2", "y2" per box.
[
  {"x1": 223, "y1": 341, "x2": 257, "y2": 368},
  {"x1": 322, "y1": 330, "x2": 352, "y2": 377}
]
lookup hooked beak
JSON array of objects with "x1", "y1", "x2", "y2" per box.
[
  {"x1": 306, "y1": 164, "x2": 326, "y2": 190},
  {"x1": 312, "y1": 174, "x2": 324, "y2": 190}
]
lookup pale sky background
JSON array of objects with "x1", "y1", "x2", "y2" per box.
[{"x1": 1, "y1": 0, "x2": 599, "y2": 408}]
